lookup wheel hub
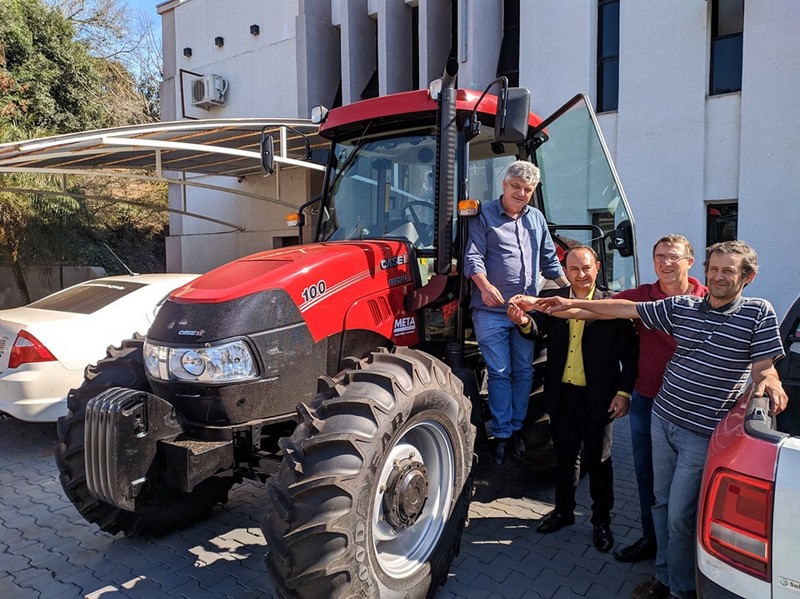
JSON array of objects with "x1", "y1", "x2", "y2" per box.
[{"x1": 382, "y1": 457, "x2": 429, "y2": 529}]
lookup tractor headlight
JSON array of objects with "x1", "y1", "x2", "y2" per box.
[{"x1": 143, "y1": 339, "x2": 258, "y2": 383}]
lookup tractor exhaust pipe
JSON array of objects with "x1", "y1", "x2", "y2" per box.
[{"x1": 435, "y1": 58, "x2": 458, "y2": 274}]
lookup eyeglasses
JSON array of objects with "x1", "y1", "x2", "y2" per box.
[{"x1": 654, "y1": 253, "x2": 688, "y2": 263}]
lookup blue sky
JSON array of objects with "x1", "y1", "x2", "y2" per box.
[{"x1": 126, "y1": 0, "x2": 160, "y2": 16}]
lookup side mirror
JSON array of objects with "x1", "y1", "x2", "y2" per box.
[
  {"x1": 609, "y1": 220, "x2": 634, "y2": 257},
  {"x1": 260, "y1": 133, "x2": 274, "y2": 176},
  {"x1": 495, "y1": 87, "x2": 530, "y2": 143}
]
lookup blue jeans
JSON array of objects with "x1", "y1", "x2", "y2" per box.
[
  {"x1": 651, "y1": 415, "x2": 709, "y2": 599},
  {"x1": 472, "y1": 310, "x2": 534, "y2": 439},
  {"x1": 630, "y1": 391, "x2": 656, "y2": 544}
]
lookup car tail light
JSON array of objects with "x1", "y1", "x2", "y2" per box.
[
  {"x1": 8, "y1": 330, "x2": 57, "y2": 369},
  {"x1": 700, "y1": 468, "x2": 772, "y2": 580}
]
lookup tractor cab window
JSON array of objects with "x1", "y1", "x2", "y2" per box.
[{"x1": 320, "y1": 131, "x2": 437, "y2": 251}]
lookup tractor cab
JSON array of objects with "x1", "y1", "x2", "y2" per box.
[{"x1": 292, "y1": 75, "x2": 639, "y2": 357}]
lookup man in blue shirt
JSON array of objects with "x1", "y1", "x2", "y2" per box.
[{"x1": 464, "y1": 160, "x2": 567, "y2": 465}]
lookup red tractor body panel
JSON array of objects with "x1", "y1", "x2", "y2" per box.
[{"x1": 169, "y1": 240, "x2": 418, "y2": 345}]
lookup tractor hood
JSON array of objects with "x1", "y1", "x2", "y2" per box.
[{"x1": 153, "y1": 240, "x2": 416, "y2": 345}]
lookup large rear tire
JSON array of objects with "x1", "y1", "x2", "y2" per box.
[
  {"x1": 263, "y1": 347, "x2": 475, "y2": 599},
  {"x1": 54, "y1": 335, "x2": 234, "y2": 537}
]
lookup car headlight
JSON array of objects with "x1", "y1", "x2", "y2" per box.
[{"x1": 143, "y1": 339, "x2": 258, "y2": 383}]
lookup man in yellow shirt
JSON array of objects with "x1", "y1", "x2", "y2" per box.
[{"x1": 508, "y1": 246, "x2": 638, "y2": 552}]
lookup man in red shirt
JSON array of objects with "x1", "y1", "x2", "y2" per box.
[{"x1": 612, "y1": 234, "x2": 708, "y2": 563}]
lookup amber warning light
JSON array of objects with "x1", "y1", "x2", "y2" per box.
[{"x1": 458, "y1": 199, "x2": 481, "y2": 217}]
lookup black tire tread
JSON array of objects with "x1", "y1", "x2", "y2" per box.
[{"x1": 262, "y1": 347, "x2": 474, "y2": 599}]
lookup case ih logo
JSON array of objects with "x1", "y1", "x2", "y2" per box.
[
  {"x1": 380, "y1": 255, "x2": 407, "y2": 269},
  {"x1": 393, "y1": 316, "x2": 415, "y2": 336},
  {"x1": 178, "y1": 329, "x2": 205, "y2": 337}
]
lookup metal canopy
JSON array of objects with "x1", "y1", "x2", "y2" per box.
[
  {"x1": 0, "y1": 119, "x2": 328, "y2": 231},
  {"x1": 0, "y1": 118, "x2": 326, "y2": 179}
]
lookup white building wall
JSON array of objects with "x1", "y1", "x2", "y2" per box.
[
  {"x1": 522, "y1": 0, "x2": 799, "y2": 317},
  {"x1": 159, "y1": 0, "x2": 307, "y2": 274},
  {"x1": 736, "y1": 2, "x2": 800, "y2": 317},
  {"x1": 614, "y1": 2, "x2": 709, "y2": 285}
]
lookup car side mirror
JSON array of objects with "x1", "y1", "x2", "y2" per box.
[{"x1": 495, "y1": 87, "x2": 530, "y2": 143}]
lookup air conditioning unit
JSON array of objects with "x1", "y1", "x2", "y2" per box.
[{"x1": 191, "y1": 74, "x2": 228, "y2": 109}]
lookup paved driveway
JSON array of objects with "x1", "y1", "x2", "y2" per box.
[{"x1": 0, "y1": 414, "x2": 655, "y2": 598}]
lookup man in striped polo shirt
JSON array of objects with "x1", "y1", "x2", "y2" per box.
[{"x1": 511, "y1": 240, "x2": 788, "y2": 599}]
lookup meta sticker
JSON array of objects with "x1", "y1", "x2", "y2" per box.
[{"x1": 393, "y1": 316, "x2": 415, "y2": 336}]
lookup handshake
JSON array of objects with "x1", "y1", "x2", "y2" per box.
[{"x1": 506, "y1": 294, "x2": 575, "y2": 326}]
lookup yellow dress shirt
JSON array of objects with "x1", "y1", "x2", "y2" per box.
[{"x1": 561, "y1": 286, "x2": 595, "y2": 386}]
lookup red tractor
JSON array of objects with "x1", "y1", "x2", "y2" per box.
[{"x1": 55, "y1": 59, "x2": 638, "y2": 598}]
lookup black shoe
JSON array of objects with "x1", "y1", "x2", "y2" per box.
[
  {"x1": 631, "y1": 577, "x2": 670, "y2": 599},
  {"x1": 593, "y1": 523, "x2": 614, "y2": 552},
  {"x1": 536, "y1": 510, "x2": 575, "y2": 534},
  {"x1": 614, "y1": 536, "x2": 657, "y2": 562},
  {"x1": 492, "y1": 438, "x2": 507, "y2": 465},
  {"x1": 509, "y1": 431, "x2": 525, "y2": 459}
]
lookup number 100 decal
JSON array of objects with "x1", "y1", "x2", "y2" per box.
[{"x1": 301, "y1": 280, "x2": 327, "y2": 302}]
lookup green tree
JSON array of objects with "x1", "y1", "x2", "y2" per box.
[{"x1": 0, "y1": 0, "x2": 167, "y2": 304}]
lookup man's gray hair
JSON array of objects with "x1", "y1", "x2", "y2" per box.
[
  {"x1": 704, "y1": 240, "x2": 759, "y2": 277},
  {"x1": 504, "y1": 160, "x2": 541, "y2": 185}
]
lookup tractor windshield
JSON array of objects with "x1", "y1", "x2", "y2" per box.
[{"x1": 319, "y1": 130, "x2": 437, "y2": 250}]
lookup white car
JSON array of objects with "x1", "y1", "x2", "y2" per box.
[{"x1": 0, "y1": 273, "x2": 199, "y2": 422}]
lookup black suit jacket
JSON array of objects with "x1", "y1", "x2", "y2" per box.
[{"x1": 527, "y1": 287, "x2": 639, "y2": 422}]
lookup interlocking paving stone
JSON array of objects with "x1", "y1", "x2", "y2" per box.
[{"x1": 1, "y1": 409, "x2": 649, "y2": 598}]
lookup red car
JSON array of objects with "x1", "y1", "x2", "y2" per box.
[{"x1": 696, "y1": 295, "x2": 800, "y2": 598}]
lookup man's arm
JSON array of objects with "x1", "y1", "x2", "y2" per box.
[
  {"x1": 751, "y1": 357, "x2": 789, "y2": 415},
  {"x1": 511, "y1": 295, "x2": 642, "y2": 320},
  {"x1": 545, "y1": 297, "x2": 641, "y2": 319}
]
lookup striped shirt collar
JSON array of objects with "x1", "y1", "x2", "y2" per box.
[{"x1": 699, "y1": 294, "x2": 745, "y2": 314}]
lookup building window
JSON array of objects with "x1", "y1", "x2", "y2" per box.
[
  {"x1": 597, "y1": 0, "x2": 619, "y2": 112},
  {"x1": 710, "y1": 0, "x2": 743, "y2": 95},
  {"x1": 707, "y1": 202, "x2": 738, "y2": 246}
]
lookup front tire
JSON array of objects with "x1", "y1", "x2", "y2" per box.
[
  {"x1": 263, "y1": 347, "x2": 475, "y2": 599},
  {"x1": 54, "y1": 336, "x2": 234, "y2": 537}
]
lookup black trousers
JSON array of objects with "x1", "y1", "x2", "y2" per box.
[{"x1": 551, "y1": 383, "x2": 614, "y2": 525}]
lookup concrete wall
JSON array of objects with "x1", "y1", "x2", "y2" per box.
[{"x1": 0, "y1": 266, "x2": 106, "y2": 309}]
